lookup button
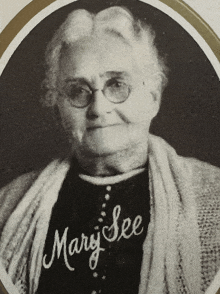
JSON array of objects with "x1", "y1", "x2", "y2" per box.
[
  {"x1": 101, "y1": 211, "x2": 106, "y2": 217},
  {"x1": 106, "y1": 186, "x2": 111, "y2": 191},
  {"x1": 102, "y1": 203, "x2": 106, "y2": 208},
  {"x1": 93, "y1": 272, "x2": 98, "y2": 278},
  {"x1": 94, "y1": 226, "x2": 99, "y2": 230},
  {"x1": 105, "y1": 194, "x2": 110, "y2": 201},
  {"x1": 98, "y1": 218, "x2": 103, "y2": 223},
  {"x1": 91, "y1": 291, "x2": 97, "y2": 294},
  {"x1": 102, "y1": 275, "x2": 106, "y2": 280}
]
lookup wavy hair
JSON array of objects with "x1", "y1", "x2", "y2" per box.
[{"x1": 43, "y1": 6, "x2": 168, "y2": 107}]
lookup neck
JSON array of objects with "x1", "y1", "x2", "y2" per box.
[{"x1": 75, "y1": 142, "x2": 148, "y2": 177}]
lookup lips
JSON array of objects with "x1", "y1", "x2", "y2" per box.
[{"x1": 87, "y1": 124, "x2": 119, "y2": 130}]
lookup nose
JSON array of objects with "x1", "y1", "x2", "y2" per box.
[{"x1": 87, "y1": 89, "x2": 114, "y2": 119}]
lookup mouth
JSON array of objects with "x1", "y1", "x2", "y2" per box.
[{"x1": 87, "y1": 124, "x2": 120, "y2": 130}]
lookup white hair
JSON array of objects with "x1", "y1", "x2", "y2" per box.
[{"x1": 43, "y1": 6, "x2": 168, "y2": 106}]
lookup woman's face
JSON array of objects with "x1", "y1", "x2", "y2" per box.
[{"x1": 56, "y1": 34, "x2": 160, "y2": 159}]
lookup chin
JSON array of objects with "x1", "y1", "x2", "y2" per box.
[{"x1": 83, "y1": 140, "x2": 128, "y2": 157}]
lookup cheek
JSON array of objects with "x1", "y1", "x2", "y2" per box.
[
  {"x1": 118, "y1": 93, "x2": 156, "y2": 124},
  {"x1": 58, "y1": 102, "x2": 86, "y2": 138}
]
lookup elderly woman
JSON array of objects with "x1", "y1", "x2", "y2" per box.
[{"x1": 0, "y1": 5, "x2": 220, "y2": 294}]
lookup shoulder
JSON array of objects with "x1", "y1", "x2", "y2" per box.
[
  {"x1": 180, "y1": 157, "x2": 220, "y2": 235},
  {"x1": 0, "y1": 170, "x2": 40, "y2": 234},
  {"x1": 150, "y1": 134, "x2": 220, "y2": 194},
  {"x1": 168, "y1": 148, "x2": 220, "y2": 217},
  {"x1": 149, "y1": 134, "x2": 220, "y2": 197},
  {"x1": 0, "y1": 158, "x2": 70, "y2": 234},
  {"x1": 179, "y1": 157, "x2": 220, "y2": 217},
  {"x1": 184, "y1": 157, "x2": 220, "y2": 192}
]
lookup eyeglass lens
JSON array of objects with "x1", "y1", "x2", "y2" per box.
[{"x1": 62, "y1": 80, "x2": 131, "y2": 108}]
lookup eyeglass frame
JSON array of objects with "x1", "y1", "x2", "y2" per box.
[{"x1": 56, "y1": 78, "x2": 133, "y2": 108}]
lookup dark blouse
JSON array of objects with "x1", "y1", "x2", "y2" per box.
[{"x1": 37, "y1": 161, "x2": 150, "y2": 294}]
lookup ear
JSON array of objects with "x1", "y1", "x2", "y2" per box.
[
  {"x1": 52, "y1": 104, "x2": 68, "y2": 132},
  {"x1": 148, "y1": 73, "x2": 164, "y2": 117}
]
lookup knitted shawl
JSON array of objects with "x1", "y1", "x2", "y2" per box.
[{"x1": 0, "y1": 134, "x2": 220, "y2": 294}]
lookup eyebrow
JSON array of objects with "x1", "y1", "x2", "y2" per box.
[
  {"x1": 102, "y1": 71, "x2": 131, "y2": 79},
  {"x1": 64, "y1": 77, "x2": 90, "y2": 85},
  {"x1": 64, "y1": 71, "x2": 132, "y2": 84}
]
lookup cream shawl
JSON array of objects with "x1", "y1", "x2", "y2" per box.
[{"x1": 0, "y1": 134, "x2": 219, "y2": 294}]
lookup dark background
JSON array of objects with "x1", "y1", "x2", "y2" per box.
[{"x1": 1, "y1": 0, "x2": 220, "y2": 188}]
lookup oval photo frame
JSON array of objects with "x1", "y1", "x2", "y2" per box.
[{"x1": 0, "y1": 1, "x2": 220, "y2": 294}]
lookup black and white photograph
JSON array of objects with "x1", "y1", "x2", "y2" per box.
[{"x1": 0, "y1": 0, "x2": 220, "y2": 293}]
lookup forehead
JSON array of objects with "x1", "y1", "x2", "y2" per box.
[{"x1": 59, "y1": 35, "x2": 140, "y2": 79}]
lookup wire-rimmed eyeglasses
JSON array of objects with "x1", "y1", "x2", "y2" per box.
[{"x1": 58, "y1": 79, "x2": 132, "y2": 108}]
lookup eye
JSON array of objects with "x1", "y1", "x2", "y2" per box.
[
  {"x1": 65, "y1": 84, "x2": 90, "y2": 99},
  {"x1": 107, "y1": 79, "x2": 126, "y2": 89},
  {"x1": 105, "y1": 79, "x2": 131, "y2": 103}
]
